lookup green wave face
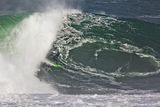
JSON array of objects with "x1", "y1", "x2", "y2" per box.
[
  {"x1": 0, "y1": 14, "x2": 27, "y2": 41},
  {"x1": 38, "y1": 13, "x2": 160, "y2": 94}
]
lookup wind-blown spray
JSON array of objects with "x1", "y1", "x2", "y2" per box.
[{"x1": 0, "y1": 10, "x2": 64, "y2": 94}]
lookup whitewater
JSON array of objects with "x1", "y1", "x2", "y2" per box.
[
  {"x1": 0, "y1": 8, "x2": 74, "y2": 94},
  {"x1": 0, "y1": 0, "x2": 160, "y2": 106}
]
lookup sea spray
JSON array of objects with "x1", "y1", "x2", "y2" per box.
[{"x1": 0, "y1": 10, "x2": 65, "y2": 94}]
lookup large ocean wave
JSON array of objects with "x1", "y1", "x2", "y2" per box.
[{"x1": 37, "y1": 13, "x2": 160, "y2": 94}]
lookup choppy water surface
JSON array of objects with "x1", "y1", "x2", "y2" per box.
[{"x1": 1, "y1": 93, "x2": 160, "y2": 107}]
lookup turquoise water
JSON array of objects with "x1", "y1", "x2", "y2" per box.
[{"x1": 0, "y1": 14, "x2": 26, "y2": 41}]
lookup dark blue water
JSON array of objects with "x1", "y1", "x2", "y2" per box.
[{"x1": 0, "y1": 0, "x2": 160, "y2": 23}]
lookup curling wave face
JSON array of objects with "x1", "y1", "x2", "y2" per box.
[{"x1": 38, "y1": 13, "x2": 160, "y2": 94}]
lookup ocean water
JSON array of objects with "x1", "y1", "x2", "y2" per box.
[{"x1": 0, "y1": 0, "x2": 160, "y2": 106}]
